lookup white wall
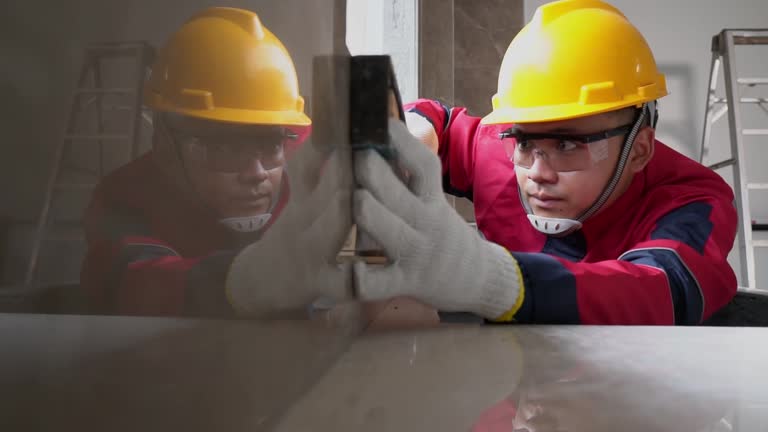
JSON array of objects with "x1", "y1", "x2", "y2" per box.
[
  {"x1": 523, "y1": 0, "x2": 768, "y2": 288},
  {"x1": 346, "y1": 0, "x2": 419, "y2": 102}
]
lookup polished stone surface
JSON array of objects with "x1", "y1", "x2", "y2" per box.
[
  {"x1": 0, "y1": 312, "x2": 362, "y2": 431},
  {"x1": 276, "y1": 324, "x2": 768, "y2": 431},
  {"x1": 417, "y1": 0, "x2": 523, "y2": 223},
  {"x1": 2, "y1": 311, "x2": 768, "y2": 431},
  {"x1": 418, "y1": 0, "x2": 455, "y2": 104},
  {"x1": 454, "y1": 0, "x2": 523, "y2": 117}
]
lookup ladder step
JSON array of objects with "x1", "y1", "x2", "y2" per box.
[
  {"x1": 87, "y1": 41, "x2": 148, "y2": 49},
  {"x1": 37, "y1": 221, "x2": 84, "y2": 237},
  {"x1": 64, "y1": 134, "x2": 130, "y2": 140},
  {"x1": 743, "y1": 129, "x2": 768, "y2": 136},
  {"x1": 708, "y1": 158, "x2": 736, "y2": 170},
  {"x1": 733, "y1": 35, "x2": 768, "y2": 45},
  {"x1": 712, "y1": 97, "x2": 768, "y2": 104},
  {"x1": 737, "y1": 78, "x2": 768, "y2": 85},
  {"x1": 85, "y1": 44, "x2": 146, "y2": 58},
  {"x1": 747, "y1": 183, "x2": 768, "y2": 190},
  {"x1": 54, "y1": 183, "x2": 96, "y2": 190},
  {"x1": 43, "y1": 230, "x2": 86, "y2": 242},
  {"x1": 101, "y1": 105, "x2": 134, "y2": 111},
  {"x1": 752, "y1": 240, "x2": 768, "y2": 248},
  {"x1": 75, "y1": 88, "x2": 135, "y2": 95}
]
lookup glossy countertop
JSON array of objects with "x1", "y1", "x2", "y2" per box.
[{"x1": 1, "y1": 307, "x2": 767, "y2": 431}]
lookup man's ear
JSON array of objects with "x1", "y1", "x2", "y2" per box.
[{"x1": 629, "y1": 126, "x2": 655, "y2": 173}]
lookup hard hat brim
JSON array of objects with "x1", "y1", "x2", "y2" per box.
[
  {"x1": 152, "y1": 104, "x2": 312, "y2": 127},
  {"x1": 481, "y1": 92, "x2": 667, "y2": 125}
]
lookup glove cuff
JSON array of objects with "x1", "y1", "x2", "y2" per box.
[{"x1": 473, "y1": 243, "x2": 524, "y2": 320}]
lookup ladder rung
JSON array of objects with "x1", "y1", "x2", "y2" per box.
[
  {"x1": 75, "y1": 88, "x2": 135, "y2": 95},
  {"x1": 736, "y1": 287, "x2": 768, "y2": 296},
  {"x1": 733, "y1": 35, "x2": 768, "y2": 45},
  {"x1": 101, "y1": 105, "x2": 134, "y2": 111},
  {"x1": 752, "y1": 240, "x2": 768, "y2": 248},
  {"x1": 743, "y1": 129, "x2": 768, "y2": 136},
  {"x1": 747, "y1": 183, "x2": 768, "y2": 190},
  {"x1": 44, "y1": 232, "x2": 86, "y2": 242},
  {"x1": 54, "y1": 183, "x2": 96, "y2": 190},
  {"x1": 87, "y1": 41, "x2": 148, "y2": 49},
  {"x1": 38, "y1": 221, "x2": 83, "y2": 230},
  {"x1": 708, "y1": 158, "x2": 736, "y2": 170},
  {"x1": 85, "y1": 44, "x2": 146, "y2": 58},
  {"x1": 737, "y1": 78, "x2": 768, "y2": 86},
  {"x1": 712, "y1": 97, "x2": 768, "y2": 104},
  {"x1": 64, "y1": 134, "x2": 130, "y2": 140}
]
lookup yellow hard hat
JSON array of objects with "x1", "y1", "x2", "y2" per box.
[
  {"x1": 482, "y1": 0, "x2": 668, "y2": 125},
  {"x1": 145, "y1": 7, "x2": 310, "y2": 126}
]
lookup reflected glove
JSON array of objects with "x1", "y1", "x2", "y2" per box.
[
  {"x1": 353, "y1": 119, "x2": 524, "y2": 320},
  {"x1": 225, "y1": 137, "x2": 354, "y2": 318}
]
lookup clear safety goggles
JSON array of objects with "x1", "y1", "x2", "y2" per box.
[
  {"x1": 499, "y1": 123, "x2": 632, "y2": 172},
  {"x1": 164, "y1": 114, "x2": 298, "y2": 172}
]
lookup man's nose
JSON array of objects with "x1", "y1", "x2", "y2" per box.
[
  {"x1": 237, "y1": 157, "x2": 269, "y2": 182},
  {"x1": 526, "y1": 152, "x2": 558, "y2": 184}
]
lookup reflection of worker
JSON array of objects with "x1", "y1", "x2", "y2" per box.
[
  {"x1": 81, "y1": 7, "x2": 311, "y2": 316},
  {"x1": 471, "y1": 333, "x2": 734, "y2": 431},
  {"x1": 352, "y1": 0, "x2": 737, "y2": 324}
]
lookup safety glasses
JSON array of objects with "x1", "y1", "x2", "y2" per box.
[
  {"x1": 182, "y1": 131, "x2": 296, "y2": 172},
  {"x1": 164, "y1": 114, "x2": 298, "y2": 172},
  {"x1": 499, "y1": 124, "x2": 632, "y2": 172}
]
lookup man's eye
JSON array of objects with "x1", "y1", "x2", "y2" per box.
[
  {"x1": 209, "y1": 143, "x2": 236, "y2": 155},
  {"x1": 557, "y1": 140, "x2": 579, "y2": 152},
  {"x1": 516, "y1": 141, "x2": 534, "y2": 152}
]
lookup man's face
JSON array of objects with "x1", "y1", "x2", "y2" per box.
[
  {"x1": 167, "y1": 116, "x2": 291, "y2": 218},
  {"x1": 510, "y1": 110, "x2": 649, "y2": 220}
]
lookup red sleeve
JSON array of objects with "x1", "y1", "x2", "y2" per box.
[
  {"x1": 404, "y1": 99, "x2": 481, "y2": 197},
  {"x1": 284, "y1": 124, "x2": 311, "y2": 159},
  {"x1": 509, "y1": 198, "x2": 737, "y2": 325},
  {"x1": 80, "y1": 186, "x2": 234, "y2": 317}
]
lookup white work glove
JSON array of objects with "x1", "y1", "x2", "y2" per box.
[
  {"x1": 353, "y1": 119, "x2": 524, "y2": 320},
  {"x1": 225, "y1": 135, "x2": 354, "y2": 319}
]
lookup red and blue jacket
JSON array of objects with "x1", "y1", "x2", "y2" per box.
[
  {"x1": 407, "y1": 99, "x2": 738, "y2": 325},
  {"x1": 80, "y1": 150, "x2": 297, "y2": 317}
]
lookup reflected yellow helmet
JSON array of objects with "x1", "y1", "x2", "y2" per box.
[
  {"x1": 145, "y1": 7, "x2": 310, "y2": 126},
  {"x1": 482, "y1": 0, "x2": 667, "y2": 125}
]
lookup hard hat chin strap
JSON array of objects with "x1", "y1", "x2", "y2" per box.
[
  {"x1": 218, "y1": 182, "x2": 283, "y2": 234},
  {"x1": 219, "y1": 214, "x2": 272, "y2": 233},
  {"x1": 522, "y1": 102, "x2": 653, "y2": 237},
  {"x1": 155, "y1": 112, "x2": 195, "y2": 191}
]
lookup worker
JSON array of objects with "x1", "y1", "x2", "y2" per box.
[
  {"x1": 80, "y1": 7, "x2": 326, "y2": 316},
  {"x1": 351, "y1": 0, "x2": 738, "y2": 325},
  {"x1": 471, "y1": 334, "x2": 734, "y2": 431}
]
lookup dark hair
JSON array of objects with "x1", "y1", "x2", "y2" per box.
[{"x1": 612, "y1": 106, "x2": 652, "y2": 128}]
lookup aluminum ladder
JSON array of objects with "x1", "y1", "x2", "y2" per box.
[
  {"x1": 24, "y1": 41, "x2": 154, "y2": 288},
  {"x1": 700, "y1": 29, "x2": 768, "y2": 291}
]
